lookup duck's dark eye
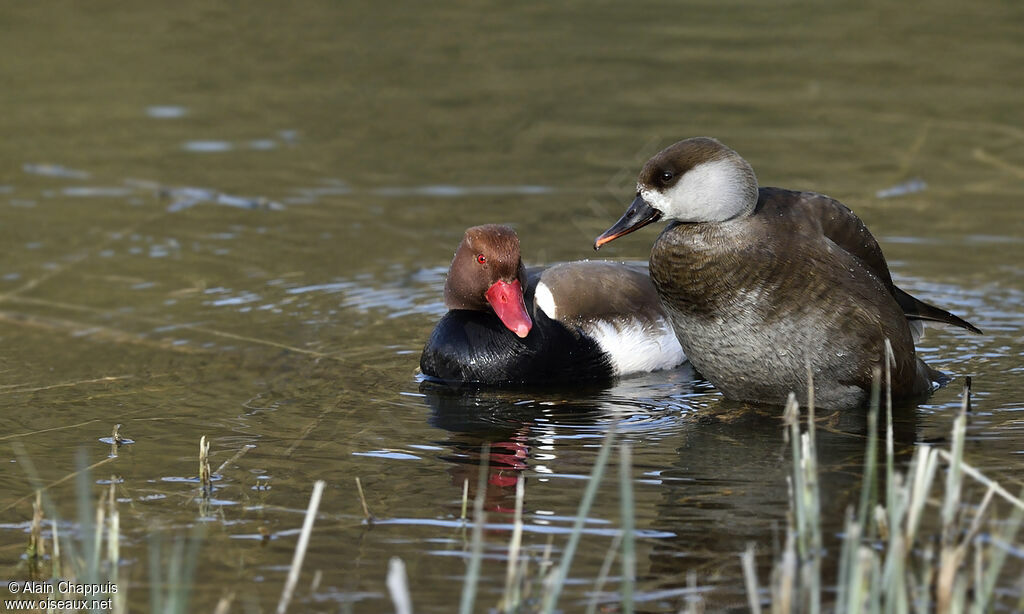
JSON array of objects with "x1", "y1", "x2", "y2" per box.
[
  {"x1": 660, "y1": 170, "x2": 674, "y2": 183},
  {"x1": 477, "y1": 254, "x2": 487, "y2": 264}
]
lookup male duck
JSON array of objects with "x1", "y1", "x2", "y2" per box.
[
  {"x1": 421, "y1": 224, "x2": 685, "y2": 385},
  {"x1": 595, "y1": 137, "x2": 981, "y2": 410}
]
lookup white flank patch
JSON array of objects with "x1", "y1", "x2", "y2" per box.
[
  {"x1": 534, "y1": 281, "x2": 557, "y2": 320},
  {"x1": 584, "y1": 317, "x2": 685, "y2": 376},
  {"x1": 640, "y1": 158, "x2": 754, "y2": 223}
]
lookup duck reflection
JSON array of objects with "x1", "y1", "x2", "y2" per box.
[
  {"x1": 417, "y1": 371, "x2": 920, "y2": 610},
  {"x1": 420, "y1": 378, "x2": 611, "y2": 514},
  {"x1": 418, "y1": 364, "x2": 700, "y2": 515}
]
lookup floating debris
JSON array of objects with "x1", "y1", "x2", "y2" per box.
[
  {"x1": 182, "y1": 140, "x2": 234, "y2": 153},
  {"x1": 292, "y1": 185, "x2": 353, "y2": 198},
  {"x1": 23, "y1": 163, "x2": 90, "y2": 179},
  {"x1": 148, "y1": 238, "x2": 181, "y2": 259},
  {"x1": 372, "y1": 184, "x2": 553, "y2": 197},
  {"x1": 199, "y1": 435, "x2": 213, "y2": 497},
  {"x1": 352, "y1": 450, "x2": 422, "y2": 461},
  {"x1": 282, "y1": 195, "x2": 318, "y2": 205},
  {"x1": 123, "y1": 178, "x2": 162, "y2": 190},
  {"x1": 158, "y1": 185, "x2": 285, "y2": 212},
  {"x1": 217, "y1": 192, "x2": 285, "y2": 210},
  {"x1": 206, "y1": 291, "x2": 262, "y2": 307},
  {"x1": 99, "y1": 424, "x2": 135, "y2": 447},
  {"x1": 876, "y1": 177, "x2": 927, "y2": 199},
  {"x1": 286, "y1": 281, "x2": 353, "y2": 295},
  {"x1": 146, "y1": 105, "x2": 188, "y2": 118},
  {"x1": 964, "y1": 234, "x2": 1023, "y2": 244},
  {"x1": 62, "y1": 186, "x2": 136, "y2": 198}
]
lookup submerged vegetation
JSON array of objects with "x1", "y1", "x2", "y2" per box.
[
  {"x1": 746, "y1": 374, "x2": 1024, "y2": 613},
  {"x1": 6, "y1": 374, "x2": 1023, "y2": 613},
  {"x1": 436, "y1": 371, "x2": 1024, "y2": 613}
]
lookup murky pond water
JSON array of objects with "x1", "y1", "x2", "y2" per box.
[{"x1": 1, "y1": 2, "x2": 1022, "y2": 612}]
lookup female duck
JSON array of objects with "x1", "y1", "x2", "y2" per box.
[
  {"x1": 420, "y1": 224, "x2": 685, "y2": 385},
  {"x1": 595, "y1": 137, "x2": 981, "y2": 410}
]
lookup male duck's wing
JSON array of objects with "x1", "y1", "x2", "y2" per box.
[{"x1": 533, "y1": 261, "x2": 664, "y2": 326}]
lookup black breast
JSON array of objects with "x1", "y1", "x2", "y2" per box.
[{"x1": 419, "y1": 307, "x2": 614, "y2": 386}]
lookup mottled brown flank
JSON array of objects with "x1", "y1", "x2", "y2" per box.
[
  {"x1": 648, "y1": 187, "x2": 958, "y2": 407},
  {"x1": 639, "y1": 137, "x2": 736, "y2": 191},
  {"x1": 444, "y1": 224, "x2": 526, "y2": 311}
]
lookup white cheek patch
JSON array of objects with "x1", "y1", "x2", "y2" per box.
[
  {"x1": 534, "y1": 282, "x2": 557, "y2": 320},
  {"x1": 642, "y1": 159, "x2": 752, "y2": 223}
]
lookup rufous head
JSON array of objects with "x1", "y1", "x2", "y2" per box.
[{"x1": 444, "y1": 224, "x2": 532, "y2": 337}]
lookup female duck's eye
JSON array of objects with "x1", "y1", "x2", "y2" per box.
[
  {"x1": 477, "y1": 254, "x2": 487, "y2": 264},
  {"x1": 660, "y1": 170, "x2": 674, "y2": 182}
]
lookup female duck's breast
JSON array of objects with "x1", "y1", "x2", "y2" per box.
[{"x1": 647, "y1": 218, "x2": 910, "y2": 409}]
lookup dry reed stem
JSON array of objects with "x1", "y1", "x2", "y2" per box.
[
  {"x1": 460, "y1": 478, "x2": 469, "y2": 522},
  {"x1": 742, "y1": 543, "x2": 763, "y2": 614},
  {"x1": 5, "y1": 294, "x2": 341, "y2": 360},
  {"x1": 501, "y1": 476, "x2": 525, "y2": 612},
  {"x1": 92, "y1": 485, "x2": 106, "y2": 577},
  {"x1": 276, "y1": 480, "x2": 326, "y2": 614},
  {"x1": 387, "y1": 557, "x2": 413, "y2": 614},
  {"x1": 107, "y1": 479, "x2": 125, "y2": 614},
  {"x1": 0, "y1": 374, "x2": 134, "y2": 396},
  {"x1": 198, "y1": 436, "x2": 212, "y2": 495},
  {"x1": 0, "y1": 455, "x2": 118, "y2": 514},
  {"x1": 887, "y1": 121, "x2": 932, "y2": 184},
  {"x1": 212, "y1": 591, "x2": 236, "y2": 614},
  {"x1": 214, "y1": 444, "x2": 255, "y2": 476},
  {"x1": 687, "y1": 569, "x2": 705, "y2": 614},
  {"x1": 760, "y1": 370, "x2": 1024, "y2": 613},
  {"x1": 458, "y1": 445, "x2": 490, "y2": 614},
  {"x1": 772, "y1": 531, "x2": 795, "y2": 614},
  {"x1": 51, "y1": 513, "x2": 61, "y2": 580},
  {"x1": 0, "y1": 209, "x2": 170, "y2": 303},
  {"x1": 539, "y1": 427, "x2": 616, "y2": 614},
  {"x1": 619, "y1": 442, "x2": 636, "y2": 614},
  {"x1": 583, "y1": 531, "x2": 624, "y2": 614},
  {"x1": 285, "y1": 408, "x2": 333, "y2": 458},
  {"x1": 829, "y1": 108, "x2": 1024, "y2": 142},
  {"x1": 0, "y1": 310, "x2": 211, "y2": 354},
  {"x1": 355, "y1": 477, "x2": 373, "y2": 522},
  {"x1": 972, "y1": 148, "x2": 1024, "y2": 180},
  {"x1": 28, "y1": 491, "x2": 44, "y2": 577},
  {"x1": 935, "y1": 449, "x2": 1024, "y2": 513},
  {"x1": 109, "y1": 424, "x2": 123, "y2": 458}
]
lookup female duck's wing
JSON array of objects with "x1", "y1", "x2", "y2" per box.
[{"x1": 767, "y1": 188, "x2": 981, "y2": 334}]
